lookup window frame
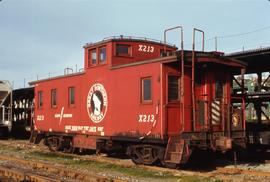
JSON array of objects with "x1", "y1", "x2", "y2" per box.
[
  {"x1": 51, "y1": 89, "x2": 57, "y2": 108},
  {"x1": 215, "y1": 80, "x2": 224, "y2": 99},
  {"x1": 88, "y1": 49, "x2": 97, "y2": 67},
  {"x1": 68, "y1": 87, "x2": 75, "y2": 107},
  {"x1": 99, "y1": 46, "x2": 107, "y2": 64},
  {"x1": 141, "y1": 77, "x2": 152, "y2": 103},
  {"x1": 167, "y1": 75, "x2": 180, "y2": 103},
  {"x1": 37, "y1": 91, "x2": 43, "y2": 109},
  {"x1": 115, "y1": 44, "x2": 132, "y2": 57},
  {"x1": 160, "y1": 49, "x2": 173, "y2": 57}
]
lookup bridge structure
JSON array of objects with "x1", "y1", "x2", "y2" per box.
[{"x1": 228, "y1": 47, "x2": 270, "y2": 148}]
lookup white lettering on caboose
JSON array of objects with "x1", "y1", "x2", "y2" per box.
[
  {"x1": 138, "y1": 114, "x2": 156, "y2": 122},
  {"x1": 138, "y1": 45, "x2": 154, "y2": 53},
  {"x1": 64, "y1": 125, "x2": 105, "y2": 136},
  {"x1": 37, "y1": 115, "x2": 44, "y2": 121}
]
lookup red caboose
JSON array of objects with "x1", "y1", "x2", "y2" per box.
[{"x1": 30, "y1": 31, "x2": 246, "y2": 167}]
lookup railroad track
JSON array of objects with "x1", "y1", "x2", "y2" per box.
[
  {"x1": 0, "y1": 166, "x2": 61, "y2": 182},
  {"x1": 0, "y1": 155, "x2": 124, "y2": 182},
  {"x1": 1, "y1": 139, "x2": 270, "y2": 182},
  {"x1": 52, "y1": 150, "x2": 270, "y2": 180}
]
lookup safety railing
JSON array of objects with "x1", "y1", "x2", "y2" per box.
[{"x1": 101, "y1": 35, "x2": 176, "y2": 47}]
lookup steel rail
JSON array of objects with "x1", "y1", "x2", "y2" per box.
[
  {"x1": 0, "y1": 166, "x2": 61, "y2": 182},
  {"x1": 0, "y1": 155, "x2": 124, "y2": 182}
]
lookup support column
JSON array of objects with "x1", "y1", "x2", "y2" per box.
[
  {"x1": 241, "y1": 69, "x2": 245, "y2": 95},
  {"x1": 255, "y1": 72, "x2": 262, "y2": 124}
]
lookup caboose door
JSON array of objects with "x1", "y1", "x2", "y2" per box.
[
  {"x1": 166, "y1": 74, "x2": 182, "y2": 135},
  {"x1": 210, "y1": 71, "x2": 229, "y2": 131}
]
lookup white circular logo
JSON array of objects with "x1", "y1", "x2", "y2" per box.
[{"x1": 87, "y1": 83, "x2": 108, "y2": 123}]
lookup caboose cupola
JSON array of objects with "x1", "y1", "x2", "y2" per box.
[{"x1": 83, "y1": 36, "x2": 177, "y2": 69}]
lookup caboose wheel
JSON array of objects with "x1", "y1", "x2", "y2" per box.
[
  {"x1": 130, "y1": 148, "x2": 144, "y2": 165},
  {"x1": 128, "y1": 145, "x2": 163, "y2": 165},
  {"x1": 46, "y1": 136, "x2": 62, "y2": 152},
  {"x1": 62, "y1": 138, "x2": 74, "y2": 154},
  {"x1": 63, "y1": 145, "x2": 75, "y2": 154},
  {"x1": 64, "y1": 147, "x2": 75, "y2": 154}
]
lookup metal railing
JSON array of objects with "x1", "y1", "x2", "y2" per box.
[
  {"x1": 11, "y1": 65, "x2": 85, "y2": 89},
  {"x1": 102, "y1": 35, "x2": 176, "y2": 47}
]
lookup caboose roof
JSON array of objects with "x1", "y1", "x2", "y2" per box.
[
  {"x1": 83, "y1": 35, "x2": 177, "y2": 49},
  {"x1": 30, "y1": 50, "x2": 246, "y2": 85},
  {"x1": 184, "y1": 50, "x2": 247, "y2": 67},
  {"x1": 110, "y1": 50, "x2": 247, "y2": 70},
  {"x1": 29, "y1": 71, "x2": 85, "y2": 85}
]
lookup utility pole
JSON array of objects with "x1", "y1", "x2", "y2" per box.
[{"x1": 215, "y1": 36, "x2": 217, "y2": 51}]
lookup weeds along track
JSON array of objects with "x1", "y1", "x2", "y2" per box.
[
  {"x1": 0, "y1": 140, "x2": 204, "y2": 179},
  {"x1": 216, "y1": 167, "x2": 270, "y2": 176},
  {"x1": 1, "y1": 139, "x2": 270, "y2": 182},
  {"x1": 0, "y1": 155, "x2": 124, "y2": 182}
]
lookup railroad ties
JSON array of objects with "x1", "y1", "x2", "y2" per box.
[
  {"x1": 0, "y1": 155, "x2": 124, "y2": 182},
  {"x1": 0, "y1": 166, "x2": 61, "y2": 182}
]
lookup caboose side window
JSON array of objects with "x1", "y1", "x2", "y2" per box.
[
  {"x1": 168, "y1": 75, "x2": 180, "y2": 102},
  {"x1": 51, "y1": 89, "x2": 57, "y2": 107},
  {"x1": 116, "y1": 44, "x2": 131, "y2": 56},
  {"x1": 38, "y1": 91, "x2": 43, "y2": 108},
  {"x1": 215, "y1": 81, "x2": 224, "y2": 99},
  {"x1": 141, "y1": 77, "x2": 152, "y2": 103},
  {"x1": 88, "y1": 49, "x2": 97, "y2": 66},
  {"x1": 99, "y1": 47, "x2": 106, "y2": 63},
  {"x1": 160, "y1": 49, "x2": 173, "y2": 57},
  {"x1": 68, "y1": 87, "x2": 75, "y2": 106}
]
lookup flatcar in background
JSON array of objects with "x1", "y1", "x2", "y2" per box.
[
  {"x1": 0, "y1": 80, "x2": 34, "y2": 137},
  {"x1": 30, "y1": 27, "x2": 247, "y2": 168}
]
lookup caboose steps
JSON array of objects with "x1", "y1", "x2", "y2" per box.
[
  {"x1": 165, "y1": 152, "x2": 183, "y2": 163},
  {"x1": 164, "y1": 136, "x2": 191, "y2": 166}
]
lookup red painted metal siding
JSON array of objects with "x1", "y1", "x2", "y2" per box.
[
  {"x1": 34, "y1": 74, "x2": 85, "y2": 133},
  {"x1": 34, "y1": 61, "x2": 164, "y2": 139},
  {"x1": 34, "y1": 39, "x2": 178, "y2": 139},
  {"x1": 161, "y1": 63, "x2": 193, "y2": 134},
  {"x1": 84, "y1": 40, "x2": 176, "y2": 68},
  {"x1": 32, "y1": 38, "x2": 244, "y2": 144},
  {"x1": 111, "y1": 41, "x2": 173, "y2": 66}
]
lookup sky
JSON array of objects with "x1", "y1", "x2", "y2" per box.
[{"x1": 0, "y1": 0, "x2": 270, "y2": 88}]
